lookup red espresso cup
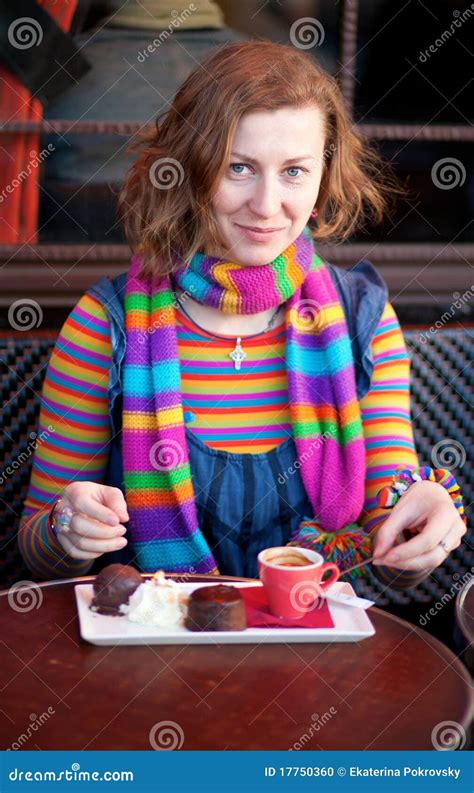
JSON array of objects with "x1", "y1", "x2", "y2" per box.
[{"x1": 257, "y1": 546, "x2": 340, "y2": 619}]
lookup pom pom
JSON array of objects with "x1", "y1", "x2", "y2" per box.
[
  {"x1": 287, "y1": 517, "x2": 372, "y2": 578},
  {"x1": 397, "y1": 470, "x2": 414, "y2": 486},
  {"x1": 377, "y1": 466, "x2": 467, "y2": 526},
  {"x1": 377, "y1": 486, "x2": 399, "y2": 508}
]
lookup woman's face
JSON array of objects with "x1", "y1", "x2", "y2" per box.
[{"x1": 207, "y1": 104, "x2": 326, "y2": 265}]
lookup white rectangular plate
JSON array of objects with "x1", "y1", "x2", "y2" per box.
[{"x1": 75, "y1": 581, "x2": 375, "y2": 645}]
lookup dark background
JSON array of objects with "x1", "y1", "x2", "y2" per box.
[{"x1": 1, "y1": 0, "x2": 473, "y2": 328}]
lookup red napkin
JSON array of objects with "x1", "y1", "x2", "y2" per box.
[{"x1": 239, "y1": 586, "x2": 335, "y2": 629}]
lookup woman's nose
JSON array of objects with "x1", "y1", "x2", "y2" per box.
[{"x1": 248, "y1": 177, "x2": 281, "y2": 218}]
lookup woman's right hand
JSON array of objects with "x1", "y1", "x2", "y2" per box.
[{"x1": 53, "y1": 482, "x2": 129, "y2": 560}]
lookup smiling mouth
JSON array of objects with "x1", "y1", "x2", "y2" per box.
[{"x1": 236, "y1": 224, "x2": 284, "y2": 232}]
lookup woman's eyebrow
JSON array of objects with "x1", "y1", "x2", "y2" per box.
[{"x1": 230, "y1": 152, "x2": 316, "y2": 164}]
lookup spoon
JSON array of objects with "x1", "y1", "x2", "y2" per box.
[
  {"x1": 339, "y1": 554, "x2": 375, "y2": 578},
  {"x1": 313, "y1": 555, "x2": 377, "y2": 609}
]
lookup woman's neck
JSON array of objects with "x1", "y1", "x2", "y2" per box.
[{"x1": 174, "y1": 287, "x2": 285, "y2": 337}]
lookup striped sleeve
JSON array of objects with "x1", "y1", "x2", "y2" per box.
[
  {"x1": 358, "y1": 301, "x2": 429, "y2": 590},
  {"x1": 18, "y1": 293, "x2": 113, "y2": 580}
]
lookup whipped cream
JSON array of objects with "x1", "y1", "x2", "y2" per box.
[{"x1": 120, "y1": 570, "x2": 187, "y2": 628}]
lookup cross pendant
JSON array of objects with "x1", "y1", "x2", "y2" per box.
[{"x1": 229, "y1": 337, "x2": 247, "y2": 370}]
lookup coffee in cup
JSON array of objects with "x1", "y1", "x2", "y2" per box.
[
  {"x1": 261, "y1": 548, "x2": 314, "y2": 567},
  {"x1": 258, "y1": 546, "x2": 340, "y2": 619}
]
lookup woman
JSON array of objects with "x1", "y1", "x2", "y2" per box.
[{"x1": 19, "y1": 41, "x2": 466, "y2": 585}]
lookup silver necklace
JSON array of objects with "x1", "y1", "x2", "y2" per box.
[{"x1": 174, "y1": 291, "x2": 282, "y2": 371}]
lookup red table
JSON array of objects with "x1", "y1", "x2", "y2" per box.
[{"x1": 0, "y1": 573, "x2": 472, "y2": 750}]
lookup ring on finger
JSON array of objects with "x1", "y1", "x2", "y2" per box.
[
  {"x1": 51, "y1": 498, "x2": 74, "y2": 535},
  {"x1": 438, "y1": 537, "x2": 450, "y2": 555}
]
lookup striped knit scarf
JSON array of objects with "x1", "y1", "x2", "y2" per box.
[{"x1": 122, "y1": 226, "x2": 367, "y2": 573}]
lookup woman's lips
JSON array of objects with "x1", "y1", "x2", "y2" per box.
[{"x1": 235, "y1": 223, "x2": 284, "y2": 240}]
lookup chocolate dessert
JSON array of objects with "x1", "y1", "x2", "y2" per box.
[
  {"x1": 90, "y1": 563, "x2": 143, "y2": 616},
  {"x1": 185, "y1": 584, "x2": 247, "y2": 632}
]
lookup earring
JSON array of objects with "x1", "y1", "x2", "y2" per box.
[{"x1": 310, "y1": 208, "x2": 318, "y2": 219}]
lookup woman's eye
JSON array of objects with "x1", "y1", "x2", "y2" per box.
[
  {"x1": 229, "y1": 163, "x2": 307, "y2": 177},
  {"x1": 229, "y1": 163, "x2": 248, "y2": 174}
]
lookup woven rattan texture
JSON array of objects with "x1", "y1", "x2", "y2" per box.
[{"x1": 1, "y1": 331, "x2": 472, "y2": 601}]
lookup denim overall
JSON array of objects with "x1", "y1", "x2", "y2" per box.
[{"x1": 87, "y1": 259, "x2": 388, "y2": 579}]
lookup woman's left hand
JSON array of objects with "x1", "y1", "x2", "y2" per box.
[{"x1": 372, "y1": 480, "x2": 467, "y2": 572}]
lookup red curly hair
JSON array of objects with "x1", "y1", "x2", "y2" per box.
[{"x1": 118, "y1": 40, "x2": 400, "y2": 277}]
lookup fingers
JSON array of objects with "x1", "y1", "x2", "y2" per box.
[
  {"x1": 57, "y1": 523, "x2": 128, "y2": 559},
  {"x1": 73, "y1": 495, "x2": 120, "y2": 526},
  {"x1": 372, "y1": 499, "x2": 415, "y2": 558},
  {"x1": 70, "y1": 513, "x2": 127, "y2": 541},
  {"x1": 56, "y1": 531, "x2": 103, "y2": 560},
  {"x1": 375, "y1": 516, "x2": 465, "y2": 571},
  {"x1": 65, "y1": 483, "x2": 122, "y2": 526},
  {"x1": 99, "y1": 484, "x2": 129, "y2": 524},
  {"x1": 375, "y1": 504, "x2": 455, "y2": 566},
  {"x1": 384, "y1": 543, "x2": 448, "y2": 573},
  {"x1": 372, "y1": 480, "x2": 449, "y2": 558},
  {"x1": 56, "y1": 484, "x2": 131, "y2": 561}
]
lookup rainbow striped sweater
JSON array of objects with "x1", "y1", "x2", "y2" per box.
[{"x1": 19, "y1": 292, "x2": 427, "y2": 588}]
